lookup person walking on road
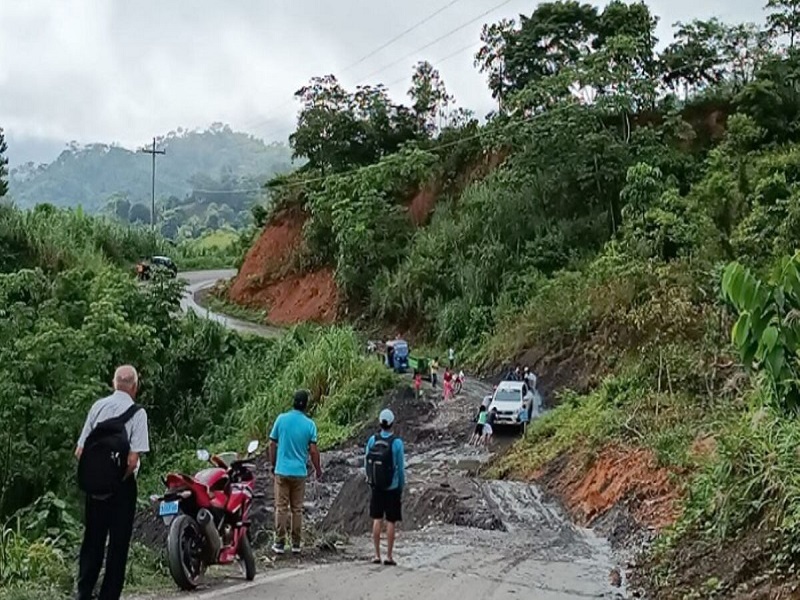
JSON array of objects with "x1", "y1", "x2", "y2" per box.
[
  {"x1": 269, "y1": 390, "x2": 323, "y2": 555},
  {"x1": 524, "y1": 366, "x2": 537, "y2": 391},
  {"x1": 430, "y1": 357, "x2": 440, "y2": 389},
  {"x1": 365, "y1": 409, "x2": 405, "y2": 566},
  {"x1": 413, "y1": 369, "x2": 422, "y2": 399},
  {"x1": 448, "y1": 347, "x2": 456, "y2": 369},
  {"x1": 443, "y1": 367, "x2": 454, "y2": 401},
  {"x1": 75, "y1": 365, "x2": 150, "y2": 600},
  {"x1": 482, "y1": 407, "x2": 497, "y2": 447}
]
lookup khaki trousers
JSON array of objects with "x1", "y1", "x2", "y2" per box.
[{"x1": 274, "y1": 475, "x2": 306, "y2": 546}]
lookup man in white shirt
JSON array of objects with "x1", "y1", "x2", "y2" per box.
[
  {"x1": 524, "y1": 367, "x2": 538, "y2": 391},
  {"x1": 75, "y1": 365, "x2": 149, "y2": 600}
]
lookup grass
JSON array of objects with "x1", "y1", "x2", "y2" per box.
[
  {"x1": 191, "y1": 229, "x2": 239, "y2": 250},
  {"x1": 199, "y1": 290, "x2": 268, "y2": 324},
  {"x1": 490, "y1": 377, "x2": 625, "y2": 478}
]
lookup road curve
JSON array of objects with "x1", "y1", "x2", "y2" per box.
[{"x1": 179, "y1": 269, "x2": 283, "y2": 338}]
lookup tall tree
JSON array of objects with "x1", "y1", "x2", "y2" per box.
[
  {"x1": 475, "y1": 18, "x2": 517, "y2": 103},
  {"x1": 766, "y1": 0, "x2": 800, "y2": 48},
  {"x1": 661, "y1": 19, "x2": 728, "y2": 95},
  {"x1": 290, "y1": 75, "x2": 423, "y2": 174},
  {"x1": 476, "y1": 2, "x2": 599, "y2": 102},
  {"x1": 594, "y1": 1, "x2": 659, "y2": 82},
  {"x1": 0, "y1": 128, "x2": 8, "y2": 198},
  {"x1": 408, "y1": 61, "x2": 454, "y2": 134},
  {"x1": 290, "y1": 75, "x2": 361, "y2": 174}
]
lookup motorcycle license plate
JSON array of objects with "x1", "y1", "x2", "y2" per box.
[{"x1": 159, "y1": 500, "x2": 179, "y2": 517}]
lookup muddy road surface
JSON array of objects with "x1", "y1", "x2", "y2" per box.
[{"x1": 141, "y1": 376, "x2": 625, "y2": 600}]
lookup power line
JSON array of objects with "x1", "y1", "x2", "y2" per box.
[
  {"x1": 354, "y1": 0, "x2": 516, "y2": 85},
  {"x1": 218, "y1": 58, "x2": 731, "y2": 196},
  {"x1": 191, "y1": 104, "x2": 569, "y2": 195},
  {"x1": 243, "y1": 0, "x2": 510, "y2": 138},
  {"x1": 248, "y1": 40, "x2": 484, "y2": 145},
  {"x1": 240, "y1": 0, "x2": 465, "y2": 135},
  {"x1": 341, "y1": 0, "x2": 465, "y2": 74},
  {"x1": 382, "y1": 41, "x2": 481, "y2": 89}
]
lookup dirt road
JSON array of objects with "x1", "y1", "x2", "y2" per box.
[{"x1": 165, "y1": 271, "x2": 627, "y2": 600}]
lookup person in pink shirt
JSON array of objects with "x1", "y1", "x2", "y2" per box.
[{"x1": 443, "y1": 368, "x2": 453, "y2": 401}]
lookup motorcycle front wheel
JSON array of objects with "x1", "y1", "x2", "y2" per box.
[
  {"x1": 167, "y1": 514, "x2": 205, "y2": 590},
  {"x1": 454, "y1": 381, "x2": 463, "y2": 395},
  {"x1": 237, "y1": 533, "x2": 256, "y2": 581}
]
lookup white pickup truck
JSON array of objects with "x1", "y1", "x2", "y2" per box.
[{"x1": 488, "y1": 380, "x2": 541, "y2": 432}]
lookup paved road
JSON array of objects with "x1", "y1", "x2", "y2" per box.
[{"x1": 179, "y1": 270, "x2": 283, "y2": 338}]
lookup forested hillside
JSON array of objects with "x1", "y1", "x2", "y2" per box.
[
  {"x1": 223, "y1": 0, "x2": 800, "y2": 596},
  {"x1": 6, "y1": 124, "x2": 293, "y2": 235}
]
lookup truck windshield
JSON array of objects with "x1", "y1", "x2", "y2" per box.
[{"x1": 494, "y1": 389, "x2": 520, "y2": 403}]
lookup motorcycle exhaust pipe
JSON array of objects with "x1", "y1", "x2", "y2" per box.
[{"x1": 197, "y1": 508, "x2": 222, "y2": 561}]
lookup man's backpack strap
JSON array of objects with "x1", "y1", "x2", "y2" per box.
[{"x1": 100, "y1": 404, "x2": 142, "y2": 428}]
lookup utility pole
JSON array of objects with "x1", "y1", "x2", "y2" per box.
[{"x1": 139, "y1": 137, "x2": 166, "y2": 246}]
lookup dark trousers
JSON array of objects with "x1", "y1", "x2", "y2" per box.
[{"x1": 77, "y1": 477, "x2": 137, "y2": 600}]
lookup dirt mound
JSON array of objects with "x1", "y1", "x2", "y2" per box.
[
  {"x1": 538, "y1": 445, "x2": 680, "y2": 534},
  {"x1": 228, "y1": 209, "x2": 339, "y2": 325},
  {"x1": 321, "y1": 472, "x2": 504, "y2": 536},
  {"x1": 348, "y1": 385, "x2": 434, "y2": 446}
]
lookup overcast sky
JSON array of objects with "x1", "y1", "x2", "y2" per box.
[{"x1": 0, "y1": 0, "x2": 765, "y2": 166}]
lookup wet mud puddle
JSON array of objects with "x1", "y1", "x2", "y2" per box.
[{"x1": 323, "y1": 427, "x2": 627, "y2": 599}]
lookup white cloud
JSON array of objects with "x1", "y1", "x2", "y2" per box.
[{"x1": 0, "y1": 0, "x2": 767, "y2": 162}]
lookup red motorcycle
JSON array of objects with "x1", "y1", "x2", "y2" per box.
[{"x1": 152, "y1": 440, "x2": 261, "y2": 590}]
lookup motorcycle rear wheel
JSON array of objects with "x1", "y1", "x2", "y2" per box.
[
  {"x1": 167, "y1": 514, "x2": 205, "y2": 590},
  {"x1": 237, "y1": 533, "x2": 256, "y2": 581},
  {"x1": 454, "y1": 381, "x2": 462, "y2": 395}
]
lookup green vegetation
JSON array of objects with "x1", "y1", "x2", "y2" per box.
[
  {"x1": 7, "y1": 124, "x2": 294, "y2": 242},
  {"x1": 0, "y1": 202, "x2": 393, "y2": 596},
  {"x1": 10, "y1": 0, "x2": 800, "y2": 595},
  {"x1": 223, "y1": 0, "x2": 800, "y2": 594}
]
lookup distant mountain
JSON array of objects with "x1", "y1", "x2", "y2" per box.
[{"x1": 7, "y1": 123, "x2": 294, "y2": 213}]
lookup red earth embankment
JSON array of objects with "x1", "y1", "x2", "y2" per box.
[
  {"x1": 228, "y1": 209, "x2": 339, "y2": 325},
  {"x1": 228, "y1": 149, "x2": 508, "y2": 325},
  {"x1": 537, "y1": 444, "x2": 680, "y2": 532}
]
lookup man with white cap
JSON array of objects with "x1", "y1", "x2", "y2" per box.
[{"x1": 364, "y1": 408, "x2": 405, "y2": 566}]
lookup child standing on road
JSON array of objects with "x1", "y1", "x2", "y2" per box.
[
  {"x1": 413, "y1": 370, "x2": 422, "y2": 399},
  {"x1": 470, "y1": 405, "x2": 487, "y2": 446},
  {"x1": 481, "y1": 407, "x2": 497, "y2": 447}
]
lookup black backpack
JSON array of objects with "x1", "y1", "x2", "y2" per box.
[
  {"x1": 78, "y1": 404, "x2": 142, "y2": 497},
  {"x1": 366, "y1": 434, "x2": 395, "y2": 490}
]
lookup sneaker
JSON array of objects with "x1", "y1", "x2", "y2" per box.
[
  {"x1": 291, "y1": 545, "x2": 302, "y2": 555},
  {"x1": 272, "y1": 542, "x2": 285, "y2": 555}
]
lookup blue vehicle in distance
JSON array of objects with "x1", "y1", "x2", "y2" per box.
[{"x1": 385, "y1": 339, "x2": 409, "y2": 373}]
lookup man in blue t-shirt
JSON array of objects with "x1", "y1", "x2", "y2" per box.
[
  {"x1": 269, "y1": 390, "x2": 322, "y2": 555},
  {"x1": 365, "y1": 409, "x2": 405, "y2": 566}
]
